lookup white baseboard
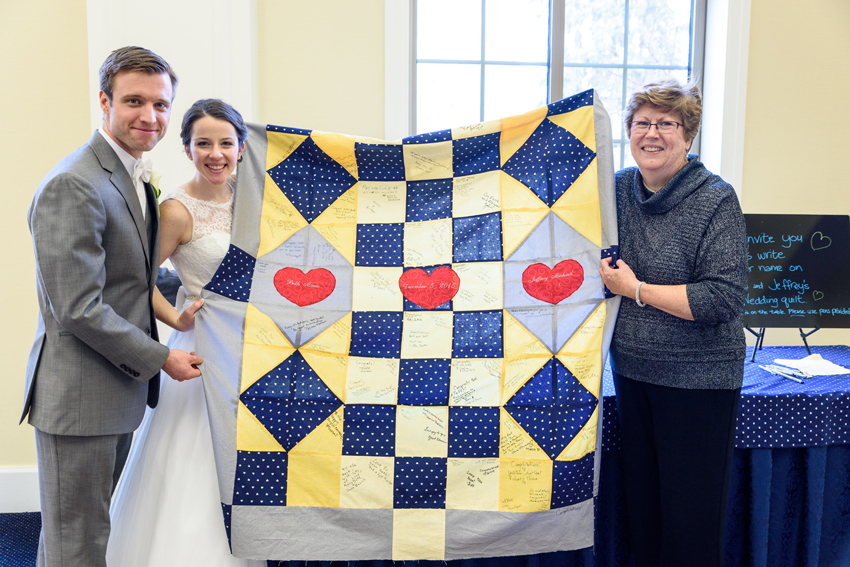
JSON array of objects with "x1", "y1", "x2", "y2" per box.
[{"x1": 0, "y1": 466, "x2": 40, "y2": 513}]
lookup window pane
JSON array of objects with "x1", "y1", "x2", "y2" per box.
[
  {"x1": 612, "y1": 142, "x2": 624, "y2": 171},
  {"x1": 623, "y1": 143, "x2": 637, "y2": 169},
  {"x1": 627, "y1": 0, "x2": 691, "y2": 67},
  {"x1": 417, "y1": 63, "x2": 481, "y2": 133},
  {"x1": 418, "y1": 0, "x2": 482, "y2": 61},
  {"x1": 564, "y1": 0, "x2": 625, "y2": 65},
  {"x1": 483, "y1": 65, "x2": 548, "y2": 121},
  {"x1": 563, "y1": 67, "x2": 625, "y2": 142},
  {"x1": 485, "y1": 0, "x2": 549, "y2": 63}
]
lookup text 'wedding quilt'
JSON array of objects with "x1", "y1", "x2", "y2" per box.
[{"x1": 196, "y1": 89, "x2": 620, "y2": 561}]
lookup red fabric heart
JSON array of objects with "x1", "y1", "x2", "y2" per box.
[
  {"x1": 398, "y1": 266, "x2": 460, "y2": 310},
  {"x1": 274, "y1": 267, "x2": 336, "y2": 306},
  {"x1": 522, "y1": 260, "x2": 584, "y2": 304}
]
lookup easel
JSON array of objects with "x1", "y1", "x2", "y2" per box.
[{"x1": 745, "y1": 327, "x2": 820, "y2": 362}]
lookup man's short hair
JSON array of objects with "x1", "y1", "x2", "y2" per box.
[{"x1": 99, "y1": 46, "x2": 178, "y2": 102}]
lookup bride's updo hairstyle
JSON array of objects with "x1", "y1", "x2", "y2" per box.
[{"x1": 180, "y1": 99, "x2": 248, "y2": 149}]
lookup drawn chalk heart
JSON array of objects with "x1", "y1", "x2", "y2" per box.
[
  {"x1": 813, "y1": 291, "x2": 824, "y2": 301},
  {"x1": 522, "y1": 260, "x2": 584, "y2": 304},
  {"x1": 398, "y1": 266, "x2": 460, "y2": 310},
  {"x1": 274, "y1": 267, "x2": 336, "y2": 306},
  {"x1": 811, "y1": 232, "x2": 832, "y2": 251}
]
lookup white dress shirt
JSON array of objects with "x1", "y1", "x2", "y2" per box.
[{"x1": 98, "y1": 129, "x2": 149, "y2": 220}]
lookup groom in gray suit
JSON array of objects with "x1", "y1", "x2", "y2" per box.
[{"x1": 22, "y1": 46, "x2": 204, "y2": 566}]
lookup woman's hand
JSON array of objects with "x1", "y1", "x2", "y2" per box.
[
  {"x1": 174, "y1": 298, "x2": 204, "y2": 332},
  {"x1": 599, "y1": 257, "x2": 639, "y2": 299},
  {"x1": 599, "y1": 258, "x2": 694, "y2": 320}
]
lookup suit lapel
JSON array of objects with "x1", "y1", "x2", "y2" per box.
[{"x1": 89, "y1": 133, "x2": 152, "y2": 270}]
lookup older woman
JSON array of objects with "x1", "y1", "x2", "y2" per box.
[{"x1": 599, "y1": 80, "x2": 748, "y2": 566}]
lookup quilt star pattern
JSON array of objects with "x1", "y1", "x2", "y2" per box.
[{"x1": 195, "y1": 89, "x2": 620, "y2": 561}]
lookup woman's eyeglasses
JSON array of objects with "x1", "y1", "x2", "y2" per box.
[{"x1": 629, "y1": 121, "x2": 683, "y2": 133}]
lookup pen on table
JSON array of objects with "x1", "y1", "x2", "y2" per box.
[
  {"x1": 759, "y1": 365, "x2": 805, "y2": 384},
  {"x1": 763, "y1": 364, "x2": 811, "y2": 379}
]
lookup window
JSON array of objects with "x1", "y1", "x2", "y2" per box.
[{"x1": 413, "y1": 0, "x2": 703, "y2": 170}]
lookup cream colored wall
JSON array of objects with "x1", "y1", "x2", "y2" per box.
[
  {"x1": 256, "y1": 0, "x2": 385, "y2": 138},
  {"x1": 0, "y1": 0, "x2": 90, "y2": 467},
  {"x1": 4, "y1": 0, "x2": 850, "y2": 472},
  {"x1": 741, "y1": 0, "x2": 850, "y2": 347}
]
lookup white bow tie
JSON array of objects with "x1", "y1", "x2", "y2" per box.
[{"x1": 134, "y1": 159, "x2": 153, "y2": 184}]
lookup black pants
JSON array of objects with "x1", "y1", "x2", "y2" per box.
[{"x1": 613, "y1": 372, "x2": 740, "y2": 567}]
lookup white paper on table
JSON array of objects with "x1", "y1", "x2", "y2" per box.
[{"x1": 774, "y1": 354, "x2": 850, "y2": 376}]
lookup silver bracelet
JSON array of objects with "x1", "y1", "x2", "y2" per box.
[{"x1": 635, "y1": 281, "x2": 646, "y2": 307}]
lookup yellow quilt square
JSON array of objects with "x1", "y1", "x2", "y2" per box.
[
  {"x1": 451, "y1": 262, "x2": 503, "y2": 311},
  {"x1": 446, "y1": 458, "x2": 500, "y2": 511},
  {"x1": 403, "y1": 219, "x2": 453, "y2": 267},
  {"x1": 287, "y1": 453, "x2": 341, "y2": 508},
  {"x1": 498, "y1": 458, "x2": 553, "y2": 513},
  {"x1": 395, "y1": 405, "x2": 449, "y2": 458},
  {"x1": 356, "y1": 181, "x2": 407, "y2": 224},
  {"x1": 451, "y1": 119, "x2": 501, "y2": 140},
  {"x1": 449, "y1": 359, "x2": 502, "y2": 406},
  {"x1": 402, "y1": 141, "x2": 453, "y2": 181},
  {"x1": 339, "y1": 456, "x2": 395, "y2": 509},
  {"x1": 352, "y1": 266, "x2": 404, "y2": 311},
  {"x1": 452, "y1": 170, "x2": 501, "y2": 218},
  {"x1": 392, "y1": 509, "x2": 446, "y2": 561},
  {"x1": 400, "y1": 311, "x2": 453, "y2": 359},
  {"x1": 345, "y1": 357, "x2": 399, "y2": 404}
]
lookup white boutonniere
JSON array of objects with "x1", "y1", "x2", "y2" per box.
[
  {"x1": 150, "y1": 170, "x2": 162, "y2": 218},
  {"x1": 150, "y1": 170, "x2": 162, "y2": 201}
]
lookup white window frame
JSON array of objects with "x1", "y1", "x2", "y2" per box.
[{"x1": 385, "y1": 0, "x2": 750, "y2": 196}]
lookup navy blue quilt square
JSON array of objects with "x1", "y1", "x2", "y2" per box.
[
  {"x1": 406, "y1": 179, "x2": 453, "y2": 222},
  {"x1": 551, "y1": 454, "x2": 594, "y2": 508},
  {"x1": 506, "y1": 359, "x2": 556, "y2": 407},
  {"x1": 241, "y1": 397, "x2": 289, "y2": 449},
  {"x1": 266, "y1": 136, "x2": 357, "y2": 223},
  {"x1": 205, "y1": 245, "x2": 255, "y2": 302},
  {"x1": 505, "y1": 406, "x2": 555, "y2": 458},
  {"x1": 448, "y1": 407, "x2": 500, "y2": 458},
  {"x1": 289, "y1": 400, "x2": 342, "y2": 449},
  {"x1": 403, "y1": 129, "x2": 452, "y2": 144},
  {"x1": 547, "y1": 89, "x2": 593, "y2": 116},
  {"x1": 452, "y1": 311, "x2": 504, "y2": 358},
  {"x1": 232, "y1": 451, "x2": 287, "y2": 506},
  {"x1": 452, "y1": 132, "x2": 500, "y2": 177},
  {"x1": 356, "y1": 143, "x2": 405, "y2": 181},
  {"x1": 220, "y1": 503, "x2": 233, "y2": 549},
  {"x1": 553, "y1": 400, "x2": 596, "y2": 459},
  {"x1": 356, "y1": 223, "x2": 404, "y2": 266},
  {"x1": 398, "y1": 359, "x2": 451, "y2": 405},
  {"x1": 349, "y1": 311, "x2": 402, "y2": 358},
  {"x1": 393, "y1": 457, "x2": 447, "y2": 509},
  {"x1": 342, "y1": 405, "x2": 396, "y2": 457},
  {"x1": 242, "y1": 360, "x2": 292, "y2": 401},
  {"x1": 502, "y1": 121, "x2": 595, "y2": 206},
  {"x1": 267, "y1": 124, "x2": 311, "y2": 136},
  {"x1": 453, "y1": 213, "x2": 503, "y2": 262}
]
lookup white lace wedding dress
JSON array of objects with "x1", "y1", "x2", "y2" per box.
[{"x1": 107, "y1": 184, "x2": 264, "y2": 567}]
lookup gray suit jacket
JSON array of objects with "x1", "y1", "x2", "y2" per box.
[{"x1": 22, "y1": 131, "x2": 170, "y2": 436}]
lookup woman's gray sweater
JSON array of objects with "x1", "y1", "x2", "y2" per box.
[{"x1": 610, "y1": 156, "x2": 748, "y2": 389}]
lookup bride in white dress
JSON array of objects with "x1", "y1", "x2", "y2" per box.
[{"x1": 107, "y1": 99, "x2": 264, "y2": 567}]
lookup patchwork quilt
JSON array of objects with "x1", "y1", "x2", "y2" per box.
[{"x1": 195, "y1": 89, "x2": 620, "y2": 561}]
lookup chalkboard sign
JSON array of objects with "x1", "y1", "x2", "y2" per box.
[{"x1": 744, "y1": 214, "x2": 850, "y2": 328}]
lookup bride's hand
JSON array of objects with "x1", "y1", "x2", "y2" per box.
[{"x1": 175, "y1": 298, "x2": 204, "y2": 332}]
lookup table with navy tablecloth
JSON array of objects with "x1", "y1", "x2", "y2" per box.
[{"x1": 273, "y1": 346, "x2": 850, "y2": 567}]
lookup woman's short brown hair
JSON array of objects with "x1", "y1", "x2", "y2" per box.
[{"x1": 624, "y1": 79, "x2": 702, "y2": 142}]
